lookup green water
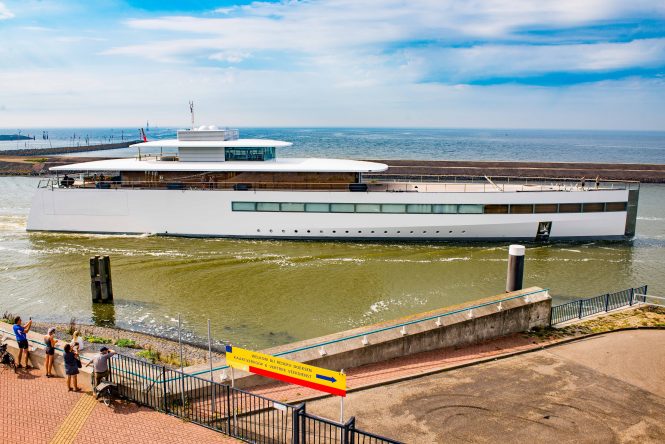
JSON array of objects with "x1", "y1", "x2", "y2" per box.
[{"x1": 1, "y1": 177, "x2": 663, "y2": 349}]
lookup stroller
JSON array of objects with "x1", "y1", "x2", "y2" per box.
[{"x1": 0, "y1": 343, "x2": 17, "y2": 373}]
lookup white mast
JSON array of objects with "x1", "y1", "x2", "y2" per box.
[{"x1": 189, "y1": 100, "x2": 195, "y2": 130}]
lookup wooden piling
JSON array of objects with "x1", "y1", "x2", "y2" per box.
[{"x1": 90, "y1": 255, "x2": 113, "y2": 303}]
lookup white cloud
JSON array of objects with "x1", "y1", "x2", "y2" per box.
[
  {"x1": 208, "y1": 51, "x2": 250, "y2": 63},
  {"x1": 0, "y1": 2, "x2": 14, "y2": 20},
  {"x1": 410, "y1": 38, "x2": 665, "y2": 81}
]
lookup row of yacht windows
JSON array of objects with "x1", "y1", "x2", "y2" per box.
[{"x1": 232, "y1": 201, "x2": 627, "y2": 214}]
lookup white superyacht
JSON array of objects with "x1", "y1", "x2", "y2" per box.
[{"x1": 27, "y1": 126, "x2": 638, "y2": 241}]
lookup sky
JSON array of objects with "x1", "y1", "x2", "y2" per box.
[{"x1": 0, "y1": 0, "x2": 664, "y2": 129}]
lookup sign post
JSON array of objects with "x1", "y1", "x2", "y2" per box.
[{"x1": 225, "y1": 345, "x2": 346, "y2": 397}]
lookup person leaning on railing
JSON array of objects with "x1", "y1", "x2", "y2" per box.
[{"x1": 86, "y1": 346, "x2": 116, "y2": 392}]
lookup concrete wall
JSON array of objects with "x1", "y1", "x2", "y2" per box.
[{"x1": 190, "y1": 287, "x2": 551, "y2": 388}]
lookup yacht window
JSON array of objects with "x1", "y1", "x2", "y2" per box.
[
  {"x1": 509, "y1": 204, "x2": 534, "y2": 214},
  {"x1": 558, "y1": 203, "x2": 582, "y2": 213},
  {"x1": 305, "y1": 203, "x2": 330, "y2": 212},
  {"x1": 232, "y1": 202, "x2": 256, "y2": 211},
  {"x1": 535, "y1": 204, "x2": 558, "y2": 213},
  {"x1": 406, "y1": 204, "x2": 431, "y2": 213},
  {"x1": 355, "y1": 204, "x2": 381, "y2": 213},
  {"x1": 330, "y1": 203, "x2": 355, "y2": 213},
  {"x1": 432, "y1": 204, "x2": 457, "y2": 214},
  {"x1": 582, "y1": 202, "x2": 605, "y2": 212},
  {"x1": 484, "y1": 205, "x2": 509, "y2": 214},
  {"x1": 256, "y1": 202, "x2": 280, "y2": 212},
  {"x1": 225, "y1": 147, "x2": 275, "y2": 161},
  {"x1": 281, "y1": 203, "x2": 305, "y2": 212},
  {"x1": 605, "y1": 202, "x2": 627, "y2": 212},
  {"x1": 458, "y1": 204, "x2": 483, "y2": 214},
  {"x1": 381, "y1": 204, "x2": 406, "y2": 213}
]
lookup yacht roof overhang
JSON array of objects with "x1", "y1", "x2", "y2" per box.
[
  {"x1": 49, "y1": 157, "x2": 389, "y2": 173},
  {"x1": 131, "y1": 139, "x2": 292, "y2": 148}
]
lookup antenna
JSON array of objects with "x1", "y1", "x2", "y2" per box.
[{"x1": 189, "y1": 100, "x2": 195, "y2": 130}]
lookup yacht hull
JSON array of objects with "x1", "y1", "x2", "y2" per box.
[{"x1": 27, "y1": 187, "x2": 632, "y2": 241}]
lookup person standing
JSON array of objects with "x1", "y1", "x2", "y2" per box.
[
  {"x1": 63, "y1": 344, "x2": 81, "y2": 391},
  {"x1": 86, "y1": 346, "x2": 116, "y2": 390},
  {"x1": 71, "y1": 331, "x2": 84, "y2": 352},
  {"x1": 43, "y1": 327, "x2": 57, "y2": 377},
  {"x1": 13, "y1": 316, "x2": 33, "y2": 369}
]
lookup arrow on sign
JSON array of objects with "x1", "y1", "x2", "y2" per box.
[{"x1": 316, "y1": 374, "x2": 337, "y2": 383}]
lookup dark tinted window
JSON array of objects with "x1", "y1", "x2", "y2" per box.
[
  {"x1": 510, "y1": 204, "x2": 534, "y2": 214},
  {"x1": 484, "y1": 205, "x2": 509, "y2": 214},
  {"x1": 606, "y1": 202, "x2": 627, "y2": 212},
  {"x1": 559, "y1": 203, "x2": 582, "y2": 213},
  {"x1": 534, "y1": 204, "x2": 558, "y2": 213},
  {"x1": 583, "y1": 202, "x2": 604, "y2": 212}
]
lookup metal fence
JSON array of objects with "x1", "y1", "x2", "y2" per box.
[
  {"x1": 550, "y1": 285, "x2": 648, "y2": 326},
  {"x1": 109, "y1": 354, "x2": 402, "y2": 444}
]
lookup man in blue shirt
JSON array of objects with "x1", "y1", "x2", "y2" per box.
[{"x1": 13, "y1": 316, "x2": 33, "y2": 368}]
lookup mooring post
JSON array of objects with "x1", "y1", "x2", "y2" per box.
[
  {"x1": 99, "y1": 255, "x2": 113, "y2": 302},
  {"x1": 90, "y1": 255, "x2": 113, "y2": 303},
  {"x1": 90, "y1": 255, "x2": 101, "y2": 302},
  {"x1": 506, "y1": 245, "x2": 525, "y2": 292}
]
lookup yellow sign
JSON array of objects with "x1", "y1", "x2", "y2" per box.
[{"x1": 225, "y1": 345, "x2": 346, "y2": 396}]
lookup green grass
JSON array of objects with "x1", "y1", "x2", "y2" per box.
[
  {"x1": 85, "y1": 335, "x2": 113, "y2": 344},
  {"x1": 24, "y1": 158, "x2": 48, "y2": 163},
  {"x1": 115, "y1": 338, "x2": 141, "y2": 349},
  {"x1": 137, "y1": 348, "x2": 160, "y2": 363},
  {"x1": 136, "y1": 347, "x2": 189, "y2": 367}
]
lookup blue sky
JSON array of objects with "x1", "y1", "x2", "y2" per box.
[{"x1": 1, "y1": 0, "x2": 664, "y2": 129}]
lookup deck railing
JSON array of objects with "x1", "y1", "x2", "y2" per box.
[{"x1": 37, "y1": 175, "x2": 637, "y2": 193}]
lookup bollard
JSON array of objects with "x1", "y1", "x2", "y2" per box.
[
  {"x1": 90, "y1": 255, "x2": 113, "y2": 303},
  {"x1": 506, "y1": 245, "x2": 525, "y2": 292}
]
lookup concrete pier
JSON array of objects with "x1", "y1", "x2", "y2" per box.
[{"x1": 187, "y1": 287, "x2": 552, "y2": 389}]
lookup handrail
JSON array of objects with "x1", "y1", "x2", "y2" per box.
[{"x1": 36, "y1": 177, "x2": 633, "y2": 193}]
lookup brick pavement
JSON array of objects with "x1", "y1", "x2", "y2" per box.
[{"x1": 1, "y1": 367, "x2": 239, "y2": 444}]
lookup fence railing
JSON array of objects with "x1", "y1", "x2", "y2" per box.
[
  {"x1": 550, "y1": 285, "x2": 648, "y2": 326},
  {"x1": 109, "y1": 353, "x2": 402, "y2": 444}
]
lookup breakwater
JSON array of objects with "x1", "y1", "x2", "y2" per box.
[
  {"x1": 0, "y1": 139, "x2": 141, "y2": 156},
  {"x1": 370, "y1": 159, "x2": 665, "y2": 183}
]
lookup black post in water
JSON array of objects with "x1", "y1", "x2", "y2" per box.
[
  {"x1": 506, "y1": 245, "x2": 525, "y2": 292},
  {"x1": 90, "y1": 255, "x2": 113, "y2": 303}
]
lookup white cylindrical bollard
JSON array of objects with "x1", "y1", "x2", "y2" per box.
[{"x1": 506, "y1": 245, "x2": 525, "y2": 292}]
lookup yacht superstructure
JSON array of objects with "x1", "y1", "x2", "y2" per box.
[{"x1": 27, "y1": 127, "x2": 639, "y2": 240}]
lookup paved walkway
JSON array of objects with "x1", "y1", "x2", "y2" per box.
[
  {"x1": 310, "y1": 329, "x2": 665, "y2": 443},
  {"x1": 1, "y1": 366, "x2": 238, "y2": 444}
]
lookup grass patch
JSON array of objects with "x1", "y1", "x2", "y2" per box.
[
  {"x1": 85, "y1": 335, "x2": 113, "y2": 344},
  {"x1": 115, "y1": 338, "x2": 141, "y2": 349},
  {"x1": 1, "y1": 310, "x2": 17, "y2": 324},
  {"x1": 137, "y1": 348, "x2": 161, "y2": 363},
  {"x1": 136, "y1": 347, "x2": 189, "y2": 367},
  {"x1": 528, "y1": 306, "x2": 665, "y2": 341},
  {"x1": 24, "y1": 158, "x2": 48, "y2": 163}
]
